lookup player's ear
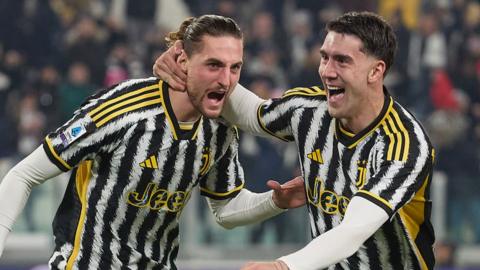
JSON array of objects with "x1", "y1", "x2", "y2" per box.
[
  {"x1": 177, "y1": 50, "x2": 188, "y2": 72},
  {"x1": 368, "y1": 60, "x2": 385, "y2": 83}
]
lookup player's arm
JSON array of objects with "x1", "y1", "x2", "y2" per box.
[
  {"x1": 207, "y1": 176, "x2": 305, "y2": 229},
  {"x1": 222, "y1": 83, "x2": 268, "y2": 136},
  {"x1": 0, "y1": 146, "x2": 63, "y2": 257},
  {"x1": 241, "y1": 196, "x2": 388, "y2": 270}
]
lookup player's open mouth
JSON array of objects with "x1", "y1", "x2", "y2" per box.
[
  {"x1": 327, "y1": 86, "x2": 345, "y2": 104},
  {"x1": 327, "y1": 86, "x2": 345, "y2": 96},
  {"x1": 207, "y1": 91, "x2": 226, "y2": 102}
]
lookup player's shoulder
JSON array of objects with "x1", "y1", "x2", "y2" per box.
[
  {"x1": 83, "y1": 77, "x2": 164, "y2": 128},
  {"x1": 377, "y1": 99, "x2": 433, "y2": 159},
  {"x1": 98, "y1": 77, "x2": 161, "y2": 100},
  {"x1": 281, "y1": 86, "x2": 326, "y2": 99}
]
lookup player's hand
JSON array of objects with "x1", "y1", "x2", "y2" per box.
[
  {"x1": 152, "y1": 40, "x2": 187, "y2": 91},
  {"x1": 269, "y1": 176, "x2": 306, "y2": 209},
  {"x1": 241, "y1": 260, "x2": 289, "y2": 270}
]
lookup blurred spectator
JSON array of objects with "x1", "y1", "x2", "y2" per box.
[
  {"x1": 104, "y1": 43, "x2": 130, "y2": 87},
  {"x1": 32, "y1": 65, "x2": 61, "y2": 131},
  {"x1": 407, "y1": 10, "x2": 447, "y2": 118},
  {"x1": 384, "y1": 10, "x2": 411, "y2": 104},
  {"x1": 58, "y1": 62, "x2": 95, "y2": 121},
  {"x1": 286, "y1": 10, "x2": 314, "y2": 74},
  {"x1": 63, "y1": 16, "x2": 108, "y2": 86},
  {"x1": 290, "y1": 40, "x2": 323, "y2": 87},
  {"x1": 245, "y1": 11, "x2": 289, "y2": 71}
]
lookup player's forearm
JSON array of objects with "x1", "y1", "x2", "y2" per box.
[
  {"x1": 207, "y1": 189, "x2": 286, "y2": 229},
  {"x1": 279, "y1": 197, "x2": 389, "y2": 270},
  {"x1": 222, "y1": 84, "x2": 268, "y2": 136},
  {"x1": 0, "y1": 146, "x2": 62, "y2": 234}
]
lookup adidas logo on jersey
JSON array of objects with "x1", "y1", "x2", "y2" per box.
[
  {"x1": 140, "y1": 155, "x2": 158, "y2": 169},
  {"x1": 307, "y1": 149, "x2": 323, "y2": 164}
]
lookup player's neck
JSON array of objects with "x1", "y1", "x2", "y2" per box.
[
  {"x1": 340, "y1": 89, "x2": 385, "y2": 134},
  {"x1": 168, "y1": 88, "x2": 201, "y2": 122}
]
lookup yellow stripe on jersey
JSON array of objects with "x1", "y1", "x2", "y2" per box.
[
  {"x1": 200, "y1": 182, "x2": 245, "y2": 197},
  {"x1": 179, "y1": 122, "x2": 194, "y2": 130},
  {"x1": 348, "y1": 97, "x2": 394, "y2": 149},
  {"x1": 159, "y1": 81, "x2": 179, "y2": 140},
  {"x1": 381, "y1": 110, "x2": 410, "y2": 161},
  {"x1": 391, "y1": 109, "x2": 410, "y2": 161},
  {"x1": 357, "y1": 190, "x2": 393, "y2": 210},
  {"x1": 89, "y1": 84, "x2": 159, "y2": 116},
  {"x1": 398, "y1": 174, "x2": 431, "y2": 270},
  {"x1": 338, "y1": 124, "x2": 355, "y2": 137},
  {"x1": 67, "y1": 161, "x2": 93, "y2": 270},
  {"x1": 382, "y1": 122, "x2": 396, "y2": 161},
  {"x1": 88, "y1": 84, "x2": 162, "y2": 127},
  {"x1": 45, "y1": 136, "x2": 72, "y2": 170},
  {"x1": 191, "y1": 118, "x2": 203, "y2": 140},
  {"x1": 95, "y1": 98, "x2": 163, "y2": 127},
  {"x1": 282, "y1": 86, "x2": 326, "y2": 98},
  {"x1": 91, "y1": 91, "x2": 162, "y2": 122}
]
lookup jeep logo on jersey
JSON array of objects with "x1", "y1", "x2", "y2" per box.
[
  {"x1": 307, "y1": 177, "x2": 350, "y2": 216},
  {"x1": 127, "y1": 183, "x2": 190, "y2": 212},
  {"x1": 199, "y1": 147, "x2": 211, "y2": 176}
]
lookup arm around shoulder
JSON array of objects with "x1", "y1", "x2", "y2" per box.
[{"x1": 222, "y1": 84, "x2": 267, "y2": 135}]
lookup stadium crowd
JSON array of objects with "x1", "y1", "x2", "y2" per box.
[{"x1": 0, "y1": 0, "x2": 480, "y2": 267}]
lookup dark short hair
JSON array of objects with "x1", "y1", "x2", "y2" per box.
[
  {"x1": 326, "y1": 11, "x2": 397, "y2": 75},
  {"x1": 165, "y1": 14, "x2": 243, "y2": 56}
]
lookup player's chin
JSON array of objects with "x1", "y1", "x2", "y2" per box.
[{"x1": 201, "y1": 107, "x2": 223, "y2": 119}]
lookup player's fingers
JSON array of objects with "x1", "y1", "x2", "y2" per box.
[
  {"x1": 156, "y1": 61, "x2": 186, "y2": 91},
  {"x1": 266, "y1": 180, "x2": 282, "y2": 191}
]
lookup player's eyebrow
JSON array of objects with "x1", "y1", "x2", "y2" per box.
[
  {"x1": 205, "y1": 58, "x2": 243, "y2": 67},
  {"x1": 320, "y1": 49, "x2": 353, "y2": 64}
]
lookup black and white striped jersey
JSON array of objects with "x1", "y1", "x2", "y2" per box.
[
  {"x1": 42, "y1": 78, "x2": 244, "y2": 270},
  {"x1": 257, "y1": 86, "x2": 435, "y2": 269}
]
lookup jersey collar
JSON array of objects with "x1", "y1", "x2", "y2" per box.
[
  {"x1": 335, "y1": 87, "x2": 394, "y2": 149},
  {"x1": 160, "y1": 80, "x2": 202, "y2": 140}
]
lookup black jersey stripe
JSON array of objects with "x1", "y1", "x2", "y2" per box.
[
  {"x1": 137, "y1": 121, "x2": 179, "y2": 267},
  {"x1": 385, "y1": 220, "x2": 405, "y2": 270},
  {"x1": 65, "y1": 161, "x2": 92, "y2": 270},
  {"x1": 257, "y1": 104, "x2": 290, "y2": 142}
]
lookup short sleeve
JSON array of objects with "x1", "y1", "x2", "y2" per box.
[{"x1": 199, "y1": 128, "x2": 245, "y2": 200}]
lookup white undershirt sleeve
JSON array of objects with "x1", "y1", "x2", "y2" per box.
[
  {"x1": 0, "y1": 146, "x2": 63, "y2": 257},
  {"x1": 278, "y1": 196, "x2": 389, "y2": 270},
  {"x1": 206, "y1": 189, "x2": 286, "y2": 229},
  {"x1": 222, "y1": 84, "x2": 268, "y2": 136}
]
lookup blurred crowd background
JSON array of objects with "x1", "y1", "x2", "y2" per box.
[{"x1": 1, "y1": 0, "x2": 480, "y2": 269}]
